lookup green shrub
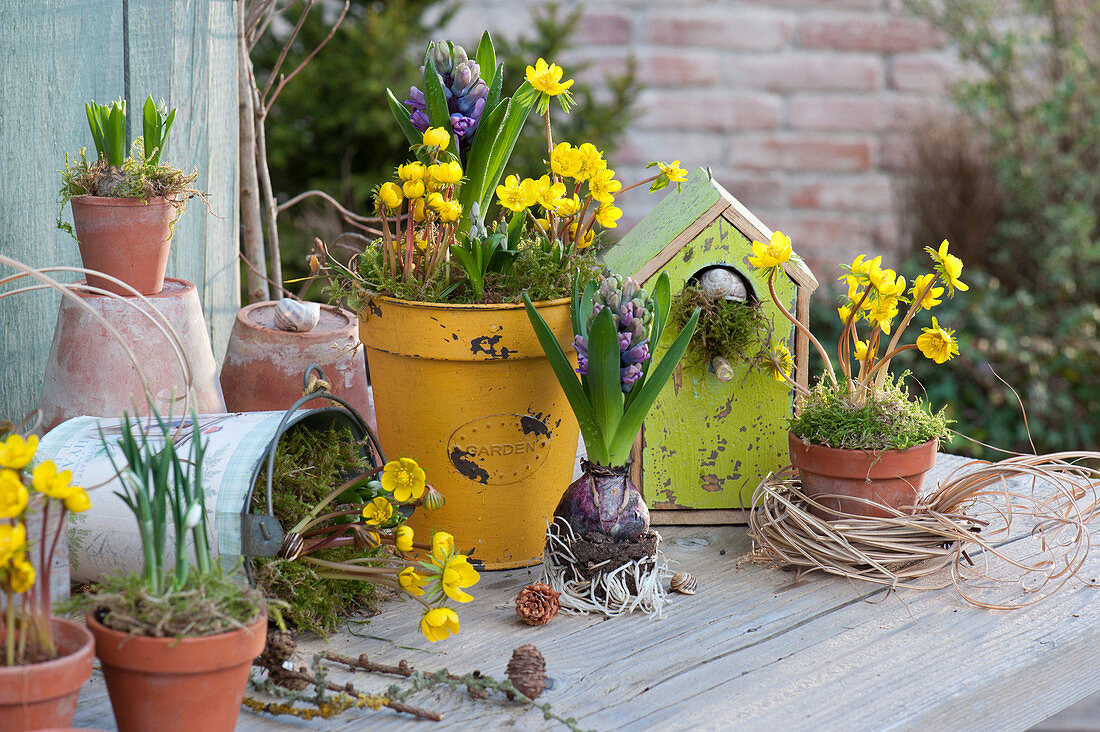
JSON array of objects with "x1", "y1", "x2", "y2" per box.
[{"x1": 895, "y1": 0, "x2": 1100, "y2": 455}]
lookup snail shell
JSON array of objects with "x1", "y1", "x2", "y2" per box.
[
  {"x1": 670, "y1": 572, "x2": 697, "y2": 595},
  {"x1": 273, "y1": 298, "x2": 321, "y2": 332},
  {"x1": 699, "y1": 268, "x2": 748, "y2": 302}
]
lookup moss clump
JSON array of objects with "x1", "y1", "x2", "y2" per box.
[
  {"x1": 327, "y1": 235, "x2": 601, "y2": 307},
  {"x1": 78, "y1": 569, "x2": 264, "y2": 638},
  {"x1": 251, "y1": 423, "x2": 377, "y2": 637},
  {"x1": 790, "y1": 374, "x2": 951, "y2": 451},
  {"x1": 670, "y1": 284, "x2": 772, "y2": 369}
]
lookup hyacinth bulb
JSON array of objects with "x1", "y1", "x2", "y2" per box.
[
  {"x1": 405, "y1": 40, "x2": 489, "y2": 144},
  {"x1": 554, "y1": 462, "x2": 649, "y2": 542}
]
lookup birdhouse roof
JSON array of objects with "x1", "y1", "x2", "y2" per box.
[{"x1": 602, "y1": 168, "x2": 818, "y2": 292}]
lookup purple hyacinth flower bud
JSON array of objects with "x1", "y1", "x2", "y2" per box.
[
  {"x1": 430, "y1": 42, "x2": 452, "y2": 75},
  {"x1": 467, "y1": 96, "x2": 486, "y2": 127},
  {"x1": 449, "y1": 114, "x2": 476, "y2": 137},
  {"x1": 573, "y1": 334, "x2": 588, "y2": 355},
  {"x1": 458, "y1": 80, "x2": 488, "y2": 116},
  {"x1": 410, "y1": 109, "x2": 430, "y2": 132},
  {"x1": 405, "y1": 86, "x2": 426, "y2": 112},
  {"x1": 621, "y1": 364, "x2": 643, "y2": 392},
  {"x1": 576, "y1": 353, "x2": 588, "y2": 375},
  {"x1": 618, "y1": 331, "x2": 632, "y2": 352},
  {"x1": 622, "y1": 343, "x2": 650, "y2": 365},
  {"x1": 620, "y1": 307, "x2": 633, "y2": 328}
]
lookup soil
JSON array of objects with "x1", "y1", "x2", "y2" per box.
[{"x1": 570, "y1": 530, "x2": 659, "y2": 580}]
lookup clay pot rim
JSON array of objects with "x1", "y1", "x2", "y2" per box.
[
  {"x1": 0, "y1": 616, "x2": 94, "y2": 675},
  {"x1": 368, "y1": 294, "x2": 572, "y2": 313},
  {"x1": 86, "y1": 608, "x2": 267, "y2": 671},
  {"x1": 72, "y1": 276, "x2": 195, "y2": 300},
  {"x1": 788, "y1": 431, "x2": 939, "y2": 458},
  {"x1": 236, "y1": 300, "x2": 354, "y2": 337},
  {"x1": 69, "y1": 194, "x2": 178, "y2": 208}
]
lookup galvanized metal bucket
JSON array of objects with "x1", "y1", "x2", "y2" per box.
[{"x1": 36, "y1": 367, "x2": 381, "y2": 583}]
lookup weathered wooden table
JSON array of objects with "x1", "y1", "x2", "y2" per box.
[{"x1": 73, "y1": 454, "x2": 1100, "y2": 730}]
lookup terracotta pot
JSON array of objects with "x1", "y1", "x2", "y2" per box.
[
  {"x1": 37, "y1": 278, "x2": 226, "y2": 433},
  {"x1": 70, "y1": 195, "x2": 178, "y2": 296},
  {"x1": 788, "y1": 432, "x2": 938, "y2": 519},
  {"x1": 359, "y1": 296, "x2": 580, "y2": 569},
  {"x1": 220, "y1": 301, "x2": 373, "y2": 424},
  {"x1": 87, "y1": 609, "x2": 267, "y2": 732},
  {"x1": 0, "y1": 618, "x2": 95, "y2": 731}
]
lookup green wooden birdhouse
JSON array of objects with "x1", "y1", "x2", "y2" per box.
[{"x1": 603, "y1": 168, "x2": 818, "y2": 523}]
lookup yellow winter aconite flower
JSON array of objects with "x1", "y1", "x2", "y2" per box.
[
  {"x1": 867, "y1": 297, "x2": 899, "y2": 335},
  {"x1": 64, "y1": 489, "x2": 91, "y2": 514},
  {"x1": 568, "y1": 222, "x2": 595, "y2": 249},
  {"x1": 926, "y1": 239, "x2": 968, "y2": 293},
  {"x1": 525, "y1": 58, "x2": 574, "y2": 97},
  {"x1": 0, "y1": 470, "x2": 28, "y2": 519},
  {"x1": 7, "y1": 553, "x2": 35, "y2": 593},
  {"x1": 574, "y1": 143, "x2": 606, "y2": 182},
  {"x1": 658, "y1": 160, "x2": 688, "y2": 183},
  {"x1": 910, "y1": 273, "x2": 944, "y2": 311},
  {"x1": 433, "y1": 161, "x2": 463, "y2": 185},
  {"x1": 402, "y1": 179, "x2": 426, "y2": 199},
  {"x1": 496, "y1": 175, "x2": 538, "y2": 212},
  {"x1": 872, "y1": 269, "x2": 906, "y2": 300},
  {"x1": 438, "y1": 201, "x2": 463, "y2": 224},
  {"x1": 420, "y1": 607, "x2": 460, "y2": 642},
  {"x1": 594, "y1": 202, "x2": 622, "y2": 229},
  {"x1": 766, "y1": 342, "x2": 793, "y2": 383},
  {"x1": 587, "y1": 168, "x2": 622, "y2": 204},
  {"x1": 377, "y1": 182, "x2": 403, "y2": 211},
  {"x1": 361, "y1": 496, "x2": 394, "y2": 525},
  {"x1": 917, "y1": 317, "x2": 959, "y2": 364},
  {"x1": 430, "y1": 531, "x2": 455, "y2": 566},
  {"x1": 426, "y1": 191, "x2": 445, "y2": 211},
  {"x1": 550, "y1": 142, "x2": 582, "y2": 179},
  {"x1": 422, "y1": 126, "x2": 450, "y2": 150},
  {"x1": 748, "y1": 231, "x2": 793, "y2": 269},
  {"x1": 554, "y1": 195, "x2": 582, "y2": 218},
  {"x1": 0, "y1": 434, "x2": 37, "y2": 470},
  {"x1": 0, "y1": 522, "x2": 26, "y2": 565},
  {"x1": 394, "y1": 525, "x2": 414, "y2": 552},
  {"x1": 398, "y1": 567, "x2": 428, "y2": 596},
  {"x1": 534, "y1": 175, "x2": 566, "y2": 211},
  {"x1": 32, "y1": 461, "x2": 79, "y2": 500},
  {"x1": 412, "y1": 198, "x2": 427, "y2": 223},
  {"x1": 838, "y1": 303, "x2": 860, "y2": 325},
  {"x1": 382, "y1": 457, "x2": 426, "y2": 502},
  {"x1": 440, "y1": 555, "x2": 480, "y2": 603},
  {"x1": 853, "y1": 340, "x2": 876, "y2": 363},
  {"x1": 398, "y1": 161, "x2": 426, "y2": 182}
]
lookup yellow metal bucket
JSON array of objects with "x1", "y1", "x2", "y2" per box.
[{"x1": 359, "y1": 296, "x2": 580, "y2": 569}]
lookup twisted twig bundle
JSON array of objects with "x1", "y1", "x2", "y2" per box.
[{"x1": 748, "y1": 452, "x2": 1100, "y2": 609}]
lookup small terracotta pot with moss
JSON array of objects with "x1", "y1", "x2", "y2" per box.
[{"x1": 788, "y1": 432, "x2": 939, "y2": 519}]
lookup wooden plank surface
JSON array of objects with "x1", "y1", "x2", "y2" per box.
[
  {"x1": 73, "y1": 454, "x2": 1100, "y2": 731},
  {"x1": 0, "y1": 0, "x2": 238, "y2": 422}
]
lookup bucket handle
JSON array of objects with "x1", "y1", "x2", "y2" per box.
[{"x1": 240, "y1": 364, "x2": 386, "y2": 558}]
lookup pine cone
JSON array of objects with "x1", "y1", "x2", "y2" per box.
[
  {"x1": 515, "y1": 583, "x2": 561, "y2": 626},
  {"x1": 506, "y1": 644, "x2": 547, "y2": 699},
  {"x1": 255, "y1": 629, "x2": 309, "y2": 691}
]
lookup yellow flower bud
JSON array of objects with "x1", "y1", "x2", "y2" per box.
[
  {"x1": 403, "y1": 179, "x2": 426, "y2": 199},
  {"x1": 422, "y1": 126, "x2": 451, "y2": 150},
  {"x1": 377, "y1": 182, "x2": 403, "y2": 211},
  {"x1": 438, "y1": 201, "x2": 463, "y2": 223}
]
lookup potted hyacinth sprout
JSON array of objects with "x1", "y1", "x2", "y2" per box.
[
  {"x1": 0, "y1": 432, "x2": 94, "y2": 731},
  {"x1": 325, "y1": 32, "x2": 690, "y2": 570},
  {"x1": 749, "y1": 234, "x2": 965, "y2": 518},
  {"x1": 524, "y1": 272, "x2": 698, "y2": 605},
  {"x1": 59, "y1": 96, "x2": 200, "y2": 296}
]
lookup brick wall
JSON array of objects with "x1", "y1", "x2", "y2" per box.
[{"x1": 440, "y1": 0, "x2": 964, "y2": 279}]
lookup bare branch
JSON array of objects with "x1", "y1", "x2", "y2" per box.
[
  {"x1": 261, "y1": 0, "x2": 316, "y2": 103},
  {"x1": 264, "y1": 0, "x2": 351, "y2": 111}
]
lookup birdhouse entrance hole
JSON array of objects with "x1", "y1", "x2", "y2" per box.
[{"x1": 688, "y1": 264, "x2": 757, "y2": 305}]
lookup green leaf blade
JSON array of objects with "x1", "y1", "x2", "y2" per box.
[
  {"x1": 609, "y1": 307, "x2": 700, "y2": 463},
  {"x1": 523, "y1": 294, "x2": 608, "y2": 463},
  {"x1": 587, "y1": 308, "x2": 624, "y2": 448}
]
